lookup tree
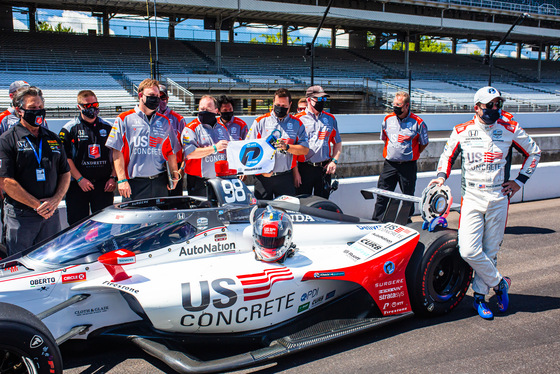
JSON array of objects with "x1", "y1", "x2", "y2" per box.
[
  {"x1": 367, "y1": 31, "x2": 376, "y2": 48},
  {"x1": 37, "y1": 21, "x2": 73, "y2": 33},
  {"x1": 250, "y1": 32, "x2": 301, "y2": 45},
  {"x1": 392, "y1": 36, "x2": 451, "y2": 53},
  {"x1": 471, "y1": 50, "x2": 483, "y2": 56}
]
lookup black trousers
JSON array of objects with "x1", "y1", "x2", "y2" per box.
[
  {"x1": 296, "y1": 162, "x2": 331, "y2": 199},
  {"x1": 127, "y1": 173, "x2": 168, "y2": 201},
  {"x1": 373, "y1": 159, "x2": 417, "y2": 221},
  {"x1": 66, "y1": 180, "x2": 114, "y2": 225},
  {"x1": 186, "y1": 174, "x2": 208, "y2": 197},
  {"x1": 254, "y1": 172, "x2": 295, "y2": 200}
]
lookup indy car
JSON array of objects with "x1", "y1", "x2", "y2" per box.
[{"x1": 0, "y1": 178, "x2": 471, "y2": 374}]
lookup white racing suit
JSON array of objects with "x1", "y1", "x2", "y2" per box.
[{"x1": 436, "y1": 112, "x2": 541, "y2": 295}]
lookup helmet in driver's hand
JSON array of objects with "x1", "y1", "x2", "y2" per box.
[{"x1": 253, "y1": 206, "x2": 293, "y2": 262}]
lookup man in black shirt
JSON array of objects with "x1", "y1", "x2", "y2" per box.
[
  {"x1": 0, "y1": 87, "x2": 70, "y2": 256},
  {"x1": 59, "y1": 90, "x2": 116, "y2": 225}
]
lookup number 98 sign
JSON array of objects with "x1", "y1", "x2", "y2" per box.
[{"x1": 221, "y1": 179, "x2": 248, "y2": 204}]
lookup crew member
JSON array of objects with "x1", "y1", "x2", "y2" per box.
[
  {"x1": 182, "y1": 95, "x2": 231, "y2": 197},
  {"x1": 217, "y1": 95, "x2": 248, "y2": 141},
  {"x1": 158, "y1": 84, "x2": 187, "y2": 196},
  {"x1": 297, "y1": 98, "x2": 307, "y2": 113},
  {"x1": 246, "y1": 88, "x2": 309, "y2": 199},
  {"x1": 430, "y1": 86, "x2": 541, "y2": 319},
  {"x1": 106, "y1": 79, "x2": 180, "y2": 201},
  {"x1": 373, "y1": 91, "x2": 428, "y2": 221},
  {"x1": 59, "y1": 90, "x2": 116, "y2": 225},
  {"x1": 0, "y1": 87, "x2": 70, "y2": 255},
  {"x1": 294, "y1": 86, "x2": 341, "y2": 198},
  {"x1": 1, "y1": 81, "x2": 31, "y2": 134}
]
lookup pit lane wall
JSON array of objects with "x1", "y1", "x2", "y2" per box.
[{"x1": 329, "y1": 161, "x2": 560, "y2": 219}]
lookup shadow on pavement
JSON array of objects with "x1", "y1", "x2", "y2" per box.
[{"x1": 505, "y1": 226, "x2": 555, "y2": 235}]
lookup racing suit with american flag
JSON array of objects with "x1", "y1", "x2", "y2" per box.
[{"x1": 436, "y1": 111, "x2": 541, "y2": 295}]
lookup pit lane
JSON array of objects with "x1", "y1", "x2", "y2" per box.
[{"x1": 61, "y1": 198, "x2": 560, "y2": 374}]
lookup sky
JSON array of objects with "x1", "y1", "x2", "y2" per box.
[{"x1": 11, "y1": 7, "x2": 543, "y2": 59}]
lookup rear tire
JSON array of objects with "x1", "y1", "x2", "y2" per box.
[
  {"x1": 405, "y1": 223, "x2": 472, "y2": 317},
  {"x1": 0, "y1": 302, "x2": 63, "y2": 374},
  {"x1": 298, "y1": 195, "x2": 342, "y2": 213}
]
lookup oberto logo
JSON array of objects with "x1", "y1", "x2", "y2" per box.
[{"x1": 240, "y1": 142, "x2": 263, "y2": 167}]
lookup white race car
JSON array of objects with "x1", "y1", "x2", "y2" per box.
[{"x1": 0, "y1": 178, "x2": 471, "y2": 374}]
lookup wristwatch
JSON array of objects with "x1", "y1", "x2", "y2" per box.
[{"x1": 110, "y1": 176, "x2": 118, "y2": 181}]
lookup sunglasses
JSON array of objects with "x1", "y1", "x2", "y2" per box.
[
  {"x1": 314, "y1": 97, "x2": 328, "y2": 102},
  {"x1": 160, "y1": 94, "x2": 168, "y2": 100},
  {"x1": 481, "y1": 101, "x2": 503, "y2": 110},
  {"x1": 79, "y1": 102, "x2": 99, "y2": 109}
]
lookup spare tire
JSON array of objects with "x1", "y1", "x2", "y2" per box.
[
  {"x1": 405, "y1": 223, "x2": 472, "y2": 317},
  {"x1": 0, "y1": 302, "x2": 63, "y2": 374}
]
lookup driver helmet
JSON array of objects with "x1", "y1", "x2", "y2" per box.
[{"x1": 253, "y1": 206, "x2": 293, "y2": 262}]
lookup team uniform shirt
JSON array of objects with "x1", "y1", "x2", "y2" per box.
[
  {"x1": 436, "y1": 111, "x2": 541, "y2": 197},
  {"x1": 381, "y1": 112, "x2": 429, "y2": 162},
  {"x1": 160, "y1": 107, "x2": 187, "y2": 163},
  {"x1": 106, "y1": 106, "x2": 179, "y2": 179},
  {"x1": 59, "y1": 116, "x2": 113, "y2": 182},
  {"x1": 295, "y1": 110, "x2": 341, "y2": 163},
  {"x1": 218, "y1": 116, "x2": 248, "y2": 141},
  {"x1": 0, "y1": 123, "x2": 70, "y2": 208},
  {"x1": 182, "y1": 119, "x2": 233, "y2": 178},
  {"x1": 0, "y1": 107, "x2": 48, "y2": 135},
  {"x1": 246, "y1": 112, "x2": 308, "y2": 174}
]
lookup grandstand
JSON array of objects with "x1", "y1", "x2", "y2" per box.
[{"x1": 1, "y1": 0, "x2": 560, "y2": 116}]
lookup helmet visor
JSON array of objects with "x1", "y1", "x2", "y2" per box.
[{"x1": 255, "y1": 235, "x2": 286, "y2": 250}]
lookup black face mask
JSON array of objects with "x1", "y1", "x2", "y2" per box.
[
  {"x1": 273, "y1": 105, "x2": 289, "y2": 118},
  {"x1": 220, "y1": 112, "x2": 234, "y2": 123},
  {"x1": 81, "y1": 107, "x2": 99, "y2": 120},
  {"x1": 480, "y1": 108, "x2": 501, "y2": 124},
  {"x1": 198, "y1": 111, "x2": 217, "y2": 125},
  {"x1": 22, "y1": 109, "x2": 46, "y2": 127},
  {"x1": 143, "y1": 95, "x2": 160, "y2": 110},
  {"x1": 312, "y1": 101, "x2": 325, "y2": 113},
  {"x1": 393, "y1": 106, "x2": 404, "y2": 116}
]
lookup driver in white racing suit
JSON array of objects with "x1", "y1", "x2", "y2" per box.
[{"x1": 430, "y1": 86, "x2": 541, "y2": 319}]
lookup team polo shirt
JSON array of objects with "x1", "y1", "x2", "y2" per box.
[
  {"x1": 381, "y1": 112, "x2": 429, "y2": 162},
  {"x1": 0, "y1": 123, "x2": 70, "y2": 208},
  {"x1": 0, "y1": 107, "x2": 48, "y2": 135},
  {"x1": 160, "y1": 107, "x2": 187, "y2": 135},
  {"x1": 246, "y1": 112, "x2": 309, "y2": 174},
  {"x1": 182, "y1": 119, "x2": 233, "y2": 178},
  {"x1": 295, "y1": 110, "x2": 341, "y2": 163},
  {"x1": 218, "y1": 116, "x2": 248, "y2": 141},
  {"x1": 106, "y1": 106, "x2": 179, "y2": 179},
  {"x1": 59, "y1": 116, "x2": 113, "y2": 182}
]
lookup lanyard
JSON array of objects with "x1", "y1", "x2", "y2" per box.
[{"x1": 26, "y1": 137, "x2": 42, "y2": 166}]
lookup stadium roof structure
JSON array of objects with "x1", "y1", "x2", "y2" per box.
[{"x1": 7, "y1": 0, "x2": 560, "y2": 44}]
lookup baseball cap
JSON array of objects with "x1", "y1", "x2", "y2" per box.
[
  {"x1": 158, "y1": 84, "x2": 168, "y2": 98},
  {"x1": 306, "y1": 85, "x2": 330, "y2": 98},
  {"x1": 474, "y1": 86, "x2": 504, "y2": 105},
  {"x1": 9, "y1": 80, "x2": 30, "y2": 94}
]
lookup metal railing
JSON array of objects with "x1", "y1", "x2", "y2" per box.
[
  {"x1": 166, "y1": 78, "x2": 195, "y2": 113},
  {"x1": 436, "y1": 0, "x2": 560, "y2": 16}
]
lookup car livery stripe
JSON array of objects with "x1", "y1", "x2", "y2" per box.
[
  {"x1": 237, "y1": 268, "x2": 294, "y2": 301},
  {"x1": 193, "y1": 226, "x2": 226, "y2": 238},
  {"x1": 0, "y1": 265, "x2": 80, "y2": 283}
]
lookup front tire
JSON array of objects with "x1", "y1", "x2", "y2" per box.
[
  {"x1": 405, "y1": 224, "x2": 472, "y2": 316},
  {"x1": 0, "y1": 302, "x2": 63, "y2": 374}
]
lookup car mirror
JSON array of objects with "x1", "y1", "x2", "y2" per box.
[{"x1": 98, "y1": 249, "x2": 136, "y2": 282}]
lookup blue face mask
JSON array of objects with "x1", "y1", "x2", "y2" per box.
[{"x1": 480, "y1": 108, "x2": 501, "y2": 124}]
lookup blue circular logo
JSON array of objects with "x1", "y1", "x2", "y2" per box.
[
  {"x1": 384, "y1": 261, "x2": 395, "y2": 275},
  {"x1": 240, "y1": 142, "x2": 264, "y2": 167}
]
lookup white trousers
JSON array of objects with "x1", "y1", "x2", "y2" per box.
[{"x1": 458, "y1": 193, "x2": 509, "y2": 295}]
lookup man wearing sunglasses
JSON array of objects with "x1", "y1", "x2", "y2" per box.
[
  {"x1": 294, "y1": 86, "x2": 341, "y2": 198},
  {"x1": 430, "y1": 86, "x2": 541, "y2": 320},
  {"x1": 59, "y1": 90, "x2": 116, "y2": 225},
  {"x1": 373, "y1": 91, "x2": 429, "y2": 222}
]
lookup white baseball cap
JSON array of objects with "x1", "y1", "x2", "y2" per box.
[{"x1": 474, "y1": 86, "x2": 504, "y2": 105}]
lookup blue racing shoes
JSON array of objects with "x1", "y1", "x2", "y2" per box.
[
  {"x1": 473, "y1": 293, "x2": 493, "y2": 319},
  {"x1": 494, "y1": 277, "x2": 512, "y2": 313}
]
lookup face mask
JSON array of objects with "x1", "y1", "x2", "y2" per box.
[
  {"x1": 158, "y1": 100, "x2": 168, "y2": 113},
  {"x1": 22, "y1": 109, "x2": 46, "y2": 127},
  {"x1": 143, "y1": 95, "x2": 160, "y2": 110},
  {"x1": 480, "y1": 108, "x2": 501, "y2": 124},
  {"x1": 273, "y1": 105, "x2": 289, "y2": 118},
  {"x1": 198, "y1": 111, "x2": 217, "y2": 125},
  {"x1": 220, "y1": 112, "x2": 234, "y2": 123},
  {"x1": 312, "y1": 100, "x2": 324, "y2": 113},
  {"x1": 81, "y1": 107, "x2": 99, "y2": 120},
  {"x1": 393, "y1": 106, "x2": 404, "y2": 116}
]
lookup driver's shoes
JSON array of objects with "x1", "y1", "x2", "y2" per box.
[
  {"x1": 494, "y1": 277, "x2": 511, "y2": 313},
  {"x1": 473, "y1": 293, "x2": 493, "y2": 319}
]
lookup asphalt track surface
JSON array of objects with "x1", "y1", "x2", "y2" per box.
[{"x1": 61, "y1": 198, "x2": 560, "y2": 374}]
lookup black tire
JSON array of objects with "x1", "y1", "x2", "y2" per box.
[
  {"x1": 297, "y1": 195, "x2": 343, "y2": 213},
  {"x1": 405, "y1": 223, "x2": 473, "y2": 317},
  {"x1": 0, "y1": 302, "x2": 63, "y2": 374}
]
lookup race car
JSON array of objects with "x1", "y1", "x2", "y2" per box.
[{"x1": 0, "y1": 178, "x2": 472, "y2": 374}]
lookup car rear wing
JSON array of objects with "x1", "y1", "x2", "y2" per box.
[{"x1": 361, "y1": 187, "x2": 420, "y2": 225}]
